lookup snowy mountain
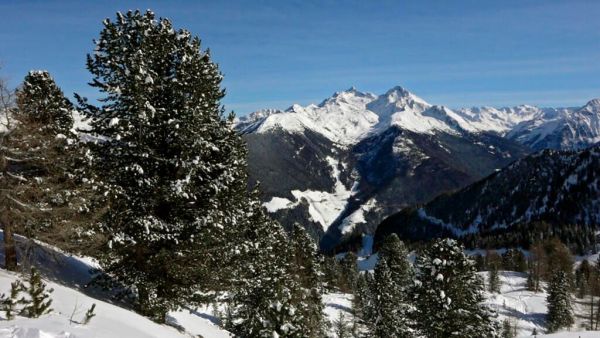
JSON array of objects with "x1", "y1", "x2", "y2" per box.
[
  {"x1": 239, "y1": 89, "x2": 600, "y2": 152},
  {"x1": 374, "y1": 145, "x2": 600, "y2": 251},
  {"x1": 506, "y1": 100, "x2": 600, "y2": 151},
  {"x1": 237, "y1": 86, "x2": 600, "y2": 250},
  {"x1": 237, "y1": 87, "x2": 380, "y2": 146},
  {"x1": 237, "y1": 86, "x2": 529, "y2": 249}
]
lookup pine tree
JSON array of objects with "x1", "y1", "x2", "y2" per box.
[
  {"x1": 289, "y1": 224, "x2": 326, "y2": 337},
  {"x1": 1, "y1": 70, "x2": 81, "y2": 270},
  {"x1": 546, "y1": 270, "x2": 574, "y2": 332},
  {"x1": 333, "y1": 312, "x2": 351, "y2": 338},
  {"x1": 352, "y1": 273, "x2": 372, "y2": 324},
  {"x1": 369, "y1": 234, "x2": 413, "y2": 337},
  {"x1": 21, "y1": 267, "x2": 53, "y2": 318},
  {"x1": 501, "y1": 318, "x2": 515, "y2": 338},
  {"x1": 0, "y1": 280, "x2": 26, "y2": 320},
  {"x1": 77, "y1": 10, "x2": 250, "y2": 321},
  {"x1": 526, "y1": 272, "x2": 536, "y2": 292},
  {"x1": 16, "y1": 70, "x2": 73, "y2": 134},
  {"x1": 413, "y1": 238, "x2": 499, "y2": 338},
  {"x1": 323, "y1": 256, "x2": 342, "y2": 291},
  {"x1": 489, "y1": 265, "x2": 501, "y2": 293},
  {"x1": 502, "y1": 249, "x2": 527, "y2": 272},
  {"x1": 576, "y1": 259, "x2": 591, "y2": 298},
  {"x1": 226, "y1": 205, "x2": 308, "y2": 338},
  {"x1": 339, "y1": 252, "x2": 358, "y2": 293}
]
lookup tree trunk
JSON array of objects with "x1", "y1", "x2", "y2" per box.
[{"x1": 2, "y1": 214, "x2": 17, "y2": 271}]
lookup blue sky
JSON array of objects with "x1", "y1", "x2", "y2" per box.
[{"x1": 1, "y1": 0, "x2": 599, "y2": 115}]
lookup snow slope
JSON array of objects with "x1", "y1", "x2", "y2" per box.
[
  {"x1": 0, "y1": 232, "x2": 232, "y2": 338},
  {"x1": 0, "y1": 269, "x2": 231, "y2": 338}
]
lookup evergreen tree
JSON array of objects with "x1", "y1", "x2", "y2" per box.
[
  {"x1": 526, "y1": 272, "x2": 536, "y2": 292},
  {"x1": 322, "y1": 256, "x2": 342, "y2": 292},
  {"x1": 413, "y1": 238, "x2": 499, "y2": 338},
  {"x1": 575, "y1": 259, "x2": 591, "y2": 298},
  {"x1": 226, "y1": 205, "x2": 308, "y2": 338},
  {"x1": 502, "y1": 249, "x2": 527, "y2": 272},
  {"x1": 501, "y1": 318, "x2": 516, "y2": 338},
  {"x1": 77, "y1": 10, "x2": 250, "y2": 321},
  {"x1": 489, "y1": 265, "x2": 501, "y2": 293},
  {"x1": 0, "y1": 281, "x2": 25, "y2": 320},
  {"x1": 369, "y1": 234, "x2": 413, "y2": 337},
  {"x1": 333, "y1": 312, "x2": 351, "y2": 338},
  {"x1": 546, "y1": 270, "x2": 574, "y2": 332},
  {"x1": 16, "y1": 70, "x2": 73, "y2": 134},
  {"x1": 289, "y1": 224, "x2": 326, "y2": 337},
  {"x1": 21, "y1": 267, "x2": 53, "y2": 318},
  {"x1": 352, "y1": 273, "x2": 372, "y2": 324},
  {"x1": 339, "y1": 252, "x2": 358, "y2": 293},
  {"x1": 474, "y1": 254, "x2": 485, "y2": 272},
  {"x1": 1, "y1": 70, "x2": 80, "y2": 270}
]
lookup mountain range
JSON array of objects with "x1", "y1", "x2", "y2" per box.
[
  {"x1": 235, "y1": 86, "x2": 600, "y2": 250},
  {"x1": 374, "y1": 145, "x2": 600, "y2": 253}
]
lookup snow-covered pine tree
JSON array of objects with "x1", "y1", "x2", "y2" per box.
[
  {"x1": 352, "y1": 272, "x2": 373, "y2": 325},
  {"x1": 77, "y1": 10, "x2": 250, "y2": 321},
  {"x1": 370, "y1": 234, "x2": 413, "y2": 337},
  {"x1": 1, "y1": 70, "x2": 80, "y2": 270},
  {"x1": 546, "y1": 270, "x2": 574, "y2": 332},
  {"x1": 378, "y1": 234, "x2": 412, "y2": 289},
  {"x1": 413, "y1": 238, "x2": 499, "y2": 338},
  {"x1": 16, "y1": 70, "x2": 73, "y2": 134},
  {"x1": 371, "y1": 256, "x2": 412, "y2": 337},
  {"x1": 226, "y1": 203, "x2": 308, "y2": 338},
  {"x1": 289, "y1": 223, "x2": 327, "y2": 337}
]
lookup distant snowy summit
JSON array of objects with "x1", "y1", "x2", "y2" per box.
[{"x1": 236, "y1": 85, "x2": 600, "y2": 151}]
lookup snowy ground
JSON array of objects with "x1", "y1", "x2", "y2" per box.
[
  {"x1": 0, "y1": 264, "x2": 359, "y2": 338},
  {"x1": 0, "y1": 268, "x2": 231, "y2": 338},
  {"x1": 322, "y1": 293, "x2": 354, "y2": 336},
  {"x1": 0, "y1": 233, "x2": 232, "y2": 338},
  {"x1": 481, "y1": 271, "x2": 598, "y2": 338},
  {"x1": 482, "y1": 271, "x2": 547, "y2": 337}
]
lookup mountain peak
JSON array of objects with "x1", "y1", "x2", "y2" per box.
[
  {"x1": 327, "y1": 86, "x2": 376, "y2": 103},
  {"x1": 381, "y1": 85, "x2": 430, "y2": 106},
  {"x1": 583, "y1": 98, "x2": 600, "y2": 111}
]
